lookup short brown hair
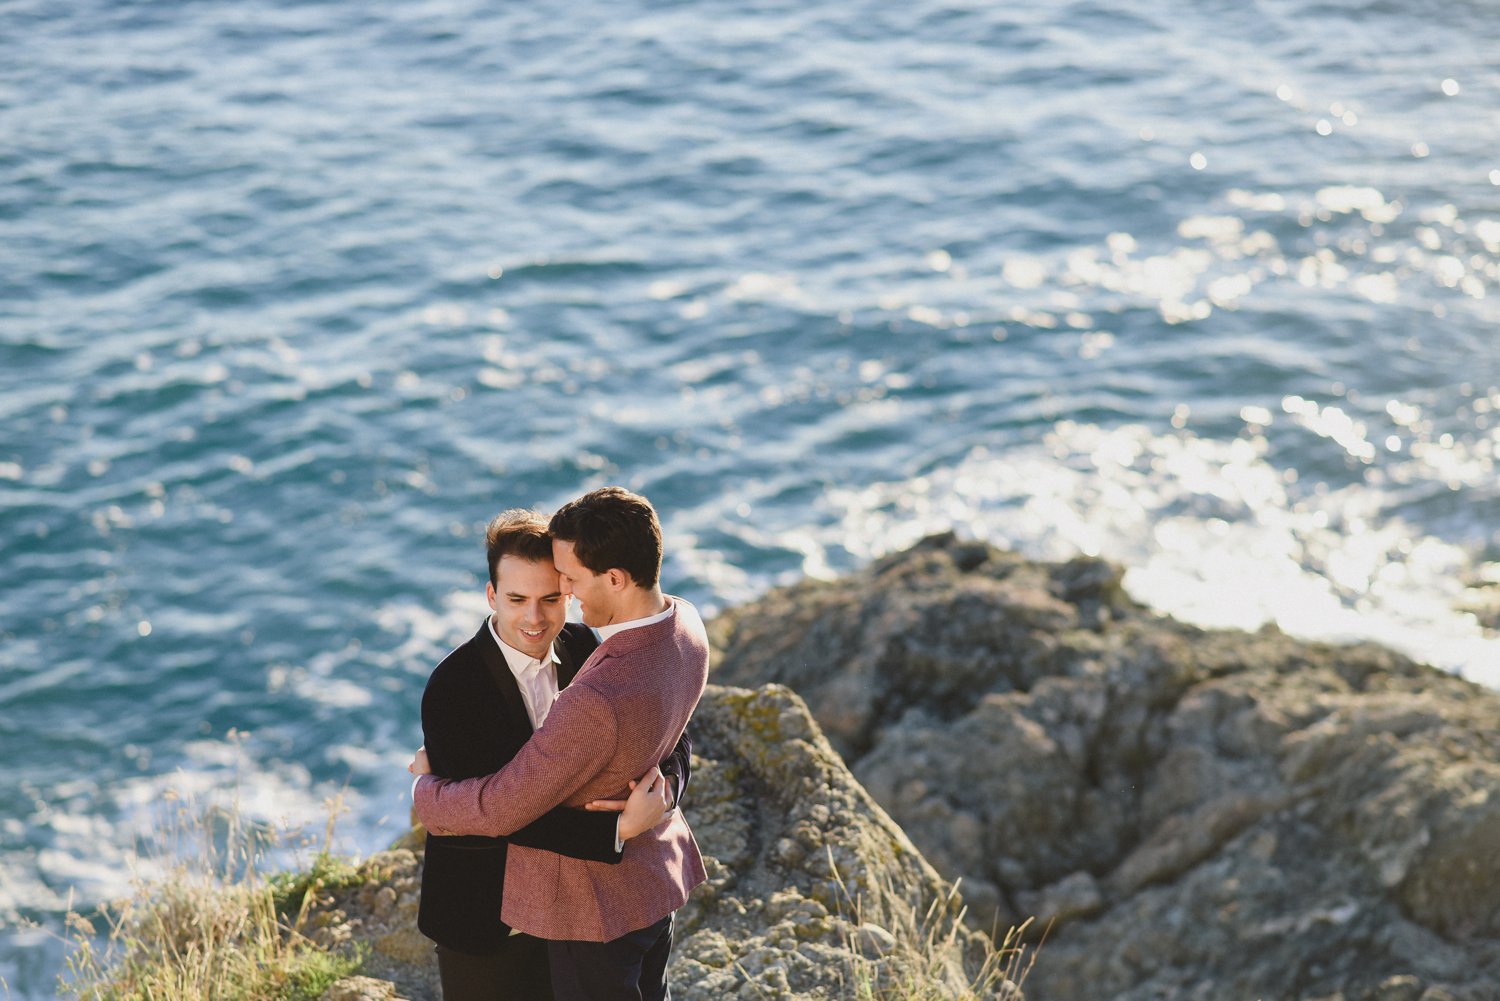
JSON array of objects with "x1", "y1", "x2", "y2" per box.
[
  {"x1": 484, "y1": 509, "x2": 553, "y2": 587},
  {"x1": 548, "y1": 487, "x2": 662, "y2": 589}
]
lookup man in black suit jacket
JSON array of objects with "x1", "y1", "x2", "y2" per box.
[{"x1": 417, "y1": 509, "x2": 690, "y2": 1000}]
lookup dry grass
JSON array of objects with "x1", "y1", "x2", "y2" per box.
[
  {"x1": 829, "y1": 848, "x2": 1037, "y2": 1000},
  {"x1": 58, "y1": 788, "x2": 363, "y2": 1001},
  {"x1": 51, "y1": 771, "x2": 1035, "y2": 1000}
]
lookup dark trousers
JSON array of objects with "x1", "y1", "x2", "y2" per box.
[
  {"x1": 436, "y1": 933, "x2": 554, "y2": 1001},
  {"x1": 546, "y1": 913, "x2": 673, "y2": 1001}
]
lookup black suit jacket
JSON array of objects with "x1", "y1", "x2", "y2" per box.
[{"x1": 417, "y1": 620, "x2": 692, "y2": 955}]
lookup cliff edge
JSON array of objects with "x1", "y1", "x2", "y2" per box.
[
  {"x1": 710, "y1": 533, "x2": 1500, "y2": 1001},
  {"x1": 305, "y1": 682, "x2": 1012, "y2": 1000}
]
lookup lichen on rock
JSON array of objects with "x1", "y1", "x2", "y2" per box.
[{"x1": 671, "y1": 683, "x2": 1008, "y2": 999}]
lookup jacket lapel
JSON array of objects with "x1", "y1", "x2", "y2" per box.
[
  {"x1": 555, "y1": 622, "x2": 599, "y2": 689},
  {"x1": 476, "y1": 620, "x2": 535, "y2": 735}
]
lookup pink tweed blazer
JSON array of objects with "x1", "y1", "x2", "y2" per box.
[{"x1": 413, "y1": 596, "x2": 710, "y2": 943}]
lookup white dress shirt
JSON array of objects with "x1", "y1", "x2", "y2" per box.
[
  {"x1": 594, "y1": 601, "x2": 675, "y2": 641},
  {"x1": 487, "y1": 616, "x2": 561, "y2": 730}
]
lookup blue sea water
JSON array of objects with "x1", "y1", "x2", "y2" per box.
[{"x1": 2, "y1": 0, "x2": 1498, "y2": 991}]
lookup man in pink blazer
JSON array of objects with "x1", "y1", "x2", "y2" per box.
[{"x1": 412, "y1": 487, "x2": 709, "y2": 1001}]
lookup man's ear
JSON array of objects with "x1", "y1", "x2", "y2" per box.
[
  {"x1": 486, "y1": 581, "x2": 498, "y2": 609},
  {"x1": 606, "y1": 568, "x2": 632, "y2": 591}
]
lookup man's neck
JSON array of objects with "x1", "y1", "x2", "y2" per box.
[{"x1": 610, "y1": 587, "x2": 670, "y2": 625}]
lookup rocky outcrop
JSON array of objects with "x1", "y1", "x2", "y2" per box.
[
  {"x1": 309, "y1": 683, "x2": 1010, "y2": 1000},
  {"x1": 305, "y1": 847, "x2": 439, "y2": 1001},
  {"x1": 709, "y1": 533, "x2": 1500, "y2": 1001},
  {"x1": 1460, "y1": 573, "x2": 1500, "y2": 631},
  {"x1": 669, "y1": 683, "x2": 1009, "y2": 999}
]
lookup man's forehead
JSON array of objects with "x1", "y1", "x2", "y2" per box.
[{"x1": 495, "y1": 554, "x2": 562, "y2": 589}]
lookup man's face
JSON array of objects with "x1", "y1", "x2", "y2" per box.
[
  {"x1": 552, "y1": 538, "x2": 615, "y2": 628},
  {"x1": 487, "y1": 555, "x2": 567, "y2": 660}
]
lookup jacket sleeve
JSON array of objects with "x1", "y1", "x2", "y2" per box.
[
  {"x1": 660, "y1": 727, "x2": 692, "y2": 807},
  {"x1": 420, "y1": 662, "x2": 483, "y2": 781},
  {"x1": 503, "y1": 724, "x2": 693, "y2": 860},
  {"x1": 415, "y1": 682, "x2": 617, "y2": 838},
  {"x1": 506, "y1": 807, "x2": 622, "y2": 862},
  {"x1": 420, "y1": 661, "x2": 622, "y2": 861}
]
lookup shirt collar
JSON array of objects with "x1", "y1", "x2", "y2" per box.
[
  {"x1": 487, "y1": 616, "x2": 561, "y2": 679},
  {"x1": 595, "y1": 599, "x2": 675, "y2": 641}
]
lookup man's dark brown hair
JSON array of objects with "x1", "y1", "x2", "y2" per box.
[
  {"x1": 548, "y1": 487, "x2": 662, "y2": 589},
  {"x1": 484, "y1": 508, "x2": 553, "y2": 587}
]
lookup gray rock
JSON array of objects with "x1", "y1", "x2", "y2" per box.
[
  {"x1": 320, "y1": 976, "x2": 404, "y2": 1001},
  {"x1": 1458, "y1": 577, "x2": 1500, "y2": 631},
  {"x1": 306, "y1": 849, "x2": 439, "y2": 1001},
  {"x1": 1015, "y1": 871, "x2": 1103, "y2": 926},
  {"x1": 307, "y1": 683, "x2": 1013, "y2": 1000},
  {"x1": 671, "y1": 684, "x2": 1013, "y2": 999},
  {"x1": 709, "y1": 533, "x2": 1500, "y2": 1001}
]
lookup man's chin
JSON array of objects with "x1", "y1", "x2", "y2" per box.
[{"x1": 515, "y1": 633, "x2": 556, "y2": 658}]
